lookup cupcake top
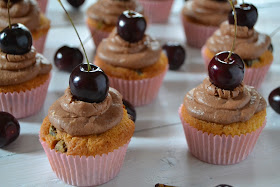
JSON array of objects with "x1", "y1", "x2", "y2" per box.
[
  {"x1": 182, "y1": 0, "x2": 235, "y2": 26},
  {"x1": 97, "y1": 29, "x2": 161, "y2": 69},
  {"x1": 87, "y1": 0, "x2": 143, "y2": 26},
  {"x1": 206, "y1": 21, "x2": 271, "y2": 60},
  {"x1": 48, "y1": 87, "x2": 124, "y2": 136},
  {"x1": 0, "y1": 47, "x2": 51, "y2": 86},
  {"x1": 184, "y1": 78, "x2": 266, "y2": 125},
  {"x1": 0, "y1": 0, "x2": 40, "y2": 31}
]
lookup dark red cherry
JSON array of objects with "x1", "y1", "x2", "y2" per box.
[
  {"x1": 0, "y1": 23, "x2": 32, "y2": 55},
  {"x1": 162, "y1": 42, "x2": 186, "y2": 70},
  {"x1": 54, "y1": 46, "x2": 83, "y2": 72},
  {"x1": 269, "y1": 87, "x2": 280, "y2": 114},
  {"x1": 123, "y1": 99, "x2": 136, "y2": 122},
  {"x1": 228, "y1": 3, "x2": 258, "y2": 29},
  {"x1": 208, "y1": 51, "x2": 244, "y2": 90},
  {"x1": 117, "y1": 10, "x2": 147, "y2": 43},
  {"x1": 67, "y1": 0, "x2": 85, "y2": 8},
  {"x1": 69, "y1": 64, "x2": 109, "y2": 103},
  {"x1": 0, "y1": 112, "x2": 20, "y2": 148}
]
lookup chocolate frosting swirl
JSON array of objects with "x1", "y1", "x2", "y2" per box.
[
  {"x1": 48, "y1": 87, "x2": 124, "y2": 136},
  {"x1": 206, "y1": 21, "x2": 271, "y2": 60},
  {"x1": 87, "y1": 0, "x2": 143, "y2": 25},
  {"x1": 0, "y1": 0, "x2": 40, "y2": 31},
  {"x1": 0, "y1": 47, "x2": 51, "y2": 86},
  {"x1": 184, "y1": 78, "x2": 266, "y2": 124},
  {"x1": 182, "y1": 0, "x2": 234, "y2": 26},
  {"x1": 97, "y1": 30, "x2": 161, "y2": 69}
]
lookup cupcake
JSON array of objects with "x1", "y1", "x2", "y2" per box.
[
  {"x1": 0, "y1": 23, "x2": 52, "y2": 118},
  {"x1": 37, "y1": 0, "x2": 48, "y2": 13},
  {"x1": 0, "y1": 0, "x2": 50, "y2": 53},
  {"x1": 202, "y1": 3, "x2": 273, "y2": 89},
  {"x1": 138, "y1": 0, "x2": 174, "y2": 23},
  {"x1": 86, "y1": 0, "x2": 143, "y2": 47},
  {"x1": 95, "y1": 10, "x2": 168, "y2": 107},
  {"x1": 179, "y1": 51, "x2": 267, "y2": 165},
  {"x1": 40, "y1": 64, "x2": 135, "y2": 186},
  {"x1": 181, "y1": 0, "x2": 236, "y2": 48}
]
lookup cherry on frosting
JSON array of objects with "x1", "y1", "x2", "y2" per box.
[
  {"x1": 208, "y1": 51, "x2": 244, "y2": 90},
  {"x1": 228, "y1": 3, "x2": 258, "y2": 29},
  {"x1": 69, "y1": 64, "x2": 109, "y2": 103},
  {"x1": 0, "y1": 23, "x2": 32, "y2": 55},
  {"x1": 0, "y1": 112, "x2": 20, "y2": 148},
  {"x1": 117, "y1": 10, "x2": 147, "y2": 43}
]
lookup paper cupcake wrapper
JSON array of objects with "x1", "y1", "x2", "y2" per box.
[
  {"x1": 0, "y1": 75, "x2": 51, "y2": 119},
  {"x1": 243, "y1": 64, "x2": 272, "y2": 89},
  {"x1": 33, "y1": 34, "x2": 48, "y2": 54},
  {"x1": 138, "y1": 0, "x2": 174, "y2": 23},
  {"x1": 37, "y1": 0, "x2": 48, "y2": 13},
  {"x1": 179, "y1": 105, "x2": 266, "y2": 165},
  {"x1": 108, "y1": 67, "x2": 168, "y2": 107},
  {"x1": 40, "y1": 140, "x2": 129, "y2": 186},
  {"x1": 87, "y1": 23, "x2": 110, "y2": 47},
  {"x1": 182, "y1": 16, "x2": 218, "y2": 48},
  {"x1": 202, "y1": 45, "x2": 272, "y2": 89}
]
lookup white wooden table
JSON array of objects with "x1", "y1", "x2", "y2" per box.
[{"x1": 0, "y1": 0, "x2": 280, "y2": 186}]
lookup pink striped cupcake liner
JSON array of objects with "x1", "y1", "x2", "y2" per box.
[
  {"x1": 40, "y1": 140, "x2": 130, "y2": 186},
  {"x1": 181, "y1": 15, "x2": 218, "y2": 48},
  {"x1": 108, "y1": 67, "x2": 168, "y2": 107},
  {"x1": 34, "y1": 34, "x2": 48, "y2": 54},
  {"x1": 179, "y1": 105, "x2": 266, "y2": 165},
  {"x1": 0, "y1": 75, "x2": 51, "y2": 119},
  {"x1": 201, "y1": 45, "x2": 272, "y2": 89},
  {"x1": 87, "y1": 23, "x2": 110, "y2": 47},
  {"x1": 138, "y1": 0, "x2": 174, "y2": 23},
  {"x1": 37, "y1": 0, "x2": 49, "y2": 13}
]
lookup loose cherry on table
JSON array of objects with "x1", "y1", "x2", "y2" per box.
[
  {"x1": 67, "y1": 0, "x2": 85, "y2": 8},
  {"x1": 123, "y1": 99, "x2": 136, "y2": 122},
  {"x1": 69, "y1": 64, "x2": 109, "y2": 103},
  {"x1": 162, "y1": 42, "x2": 186, "y2": 70},
  {"x1": 0, "y1": 112, "x2": 20, "y2": 148},
  {"x1": 117, "y1": 10, "x2": 147, "y2": 43},
  {"x1": 228, "y1": 3, "x2": 258, "y2": 29},
  {"x1": 269, "y1": 87, "x2": 280, "y2": 114},
  {"x1": 54, "y1": 46, "x2": 83, "y2": 72},
  {"x1": 0, "y1": 23, "x2": 32, "y2": 55},
  {"x1": 208, "y1": 51, "x2": 244, "y2": 90}
]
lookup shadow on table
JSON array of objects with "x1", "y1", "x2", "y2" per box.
[{"x1": 1, "y1": 134, "x2": 42, "y2": 155}]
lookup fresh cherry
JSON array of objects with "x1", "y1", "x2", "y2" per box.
[
  {"x1": 123, "y1": 99, "x2": 136, "y2": 122},
  {"x1": 67, "y1": 0, "x2": 85, "y2": 8},
  {"x1": 117, "y1": 10, "x2": 147, "y2": 43},
  {"x1": 69, "y1": 64, "x2": 109, "y2": 103},
  {"x1": 162, "y1": 42, "x2": 186, "y2": 70},
  {"x1": 0, "y1": 23, "x2": 32, "y2": 55},
  {"x1": 269, "y1": 87, "x2": 280, "y2": 114},
  {"x1": 228, "y1": 3, "x2": 258, "y2": 29},
  {"x1": 0, "y1": 112, "x2": 20, "y2": 148},
  {"x1": 208, "y1": 51, "x2": 244, "y2": 90},
  {"x1": 54, "y1": 46, "x2": 83, "y2": 72}
]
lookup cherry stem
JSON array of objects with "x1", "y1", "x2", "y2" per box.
[
  {"x1": 57, "y1": 0, "x2": 91, "y2": 71},
  {"x1": 270, "y1": 26, "x2": 280, "y2": 38},
  {"x1": 226, "y1": 0, "x2": 237, "y2": 62},
  {"x1": 7, "y1": 0, "x2": 11, "y2": 29}
]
